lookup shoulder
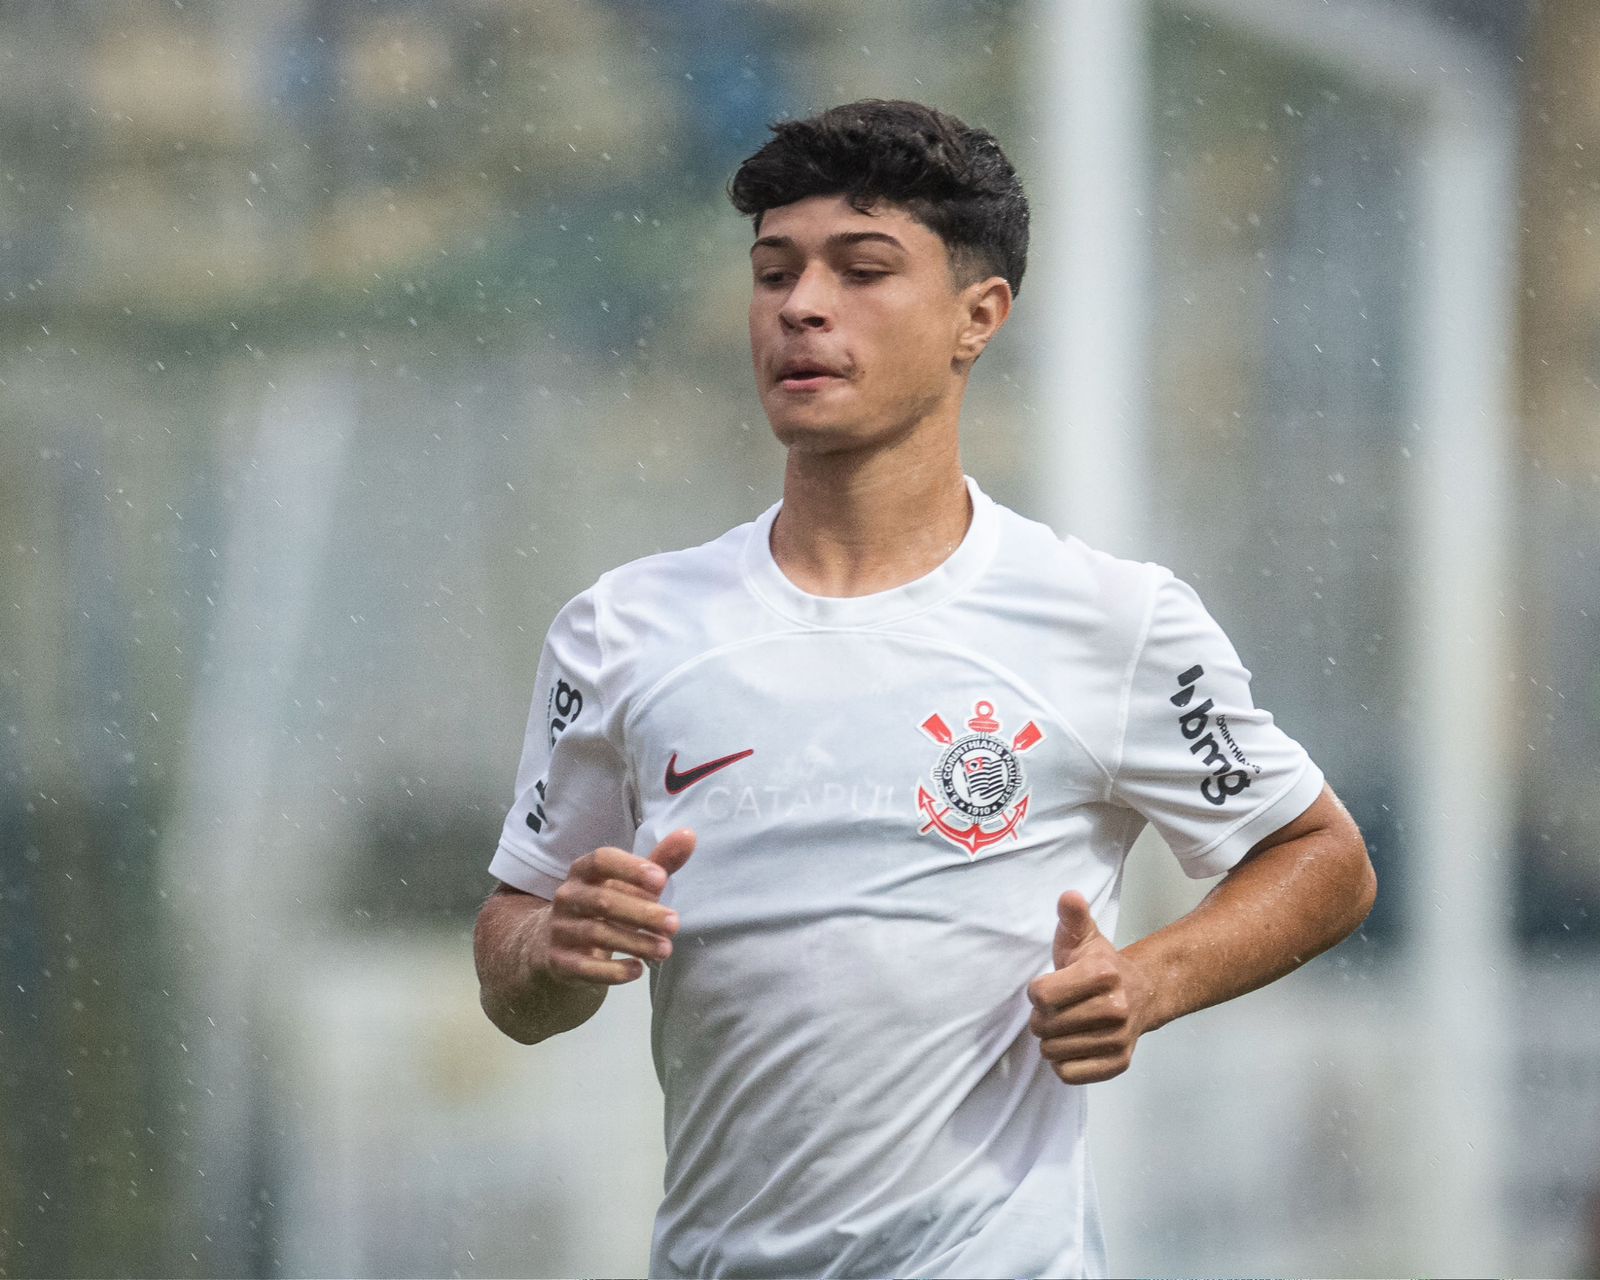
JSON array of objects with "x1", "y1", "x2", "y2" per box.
[
  {"x1": 548, "y1": 511, "x2": 764, "y2": 676},
  {"x1": 594, "y1": 517, "x2": 753, "y2": 605},
  {"x1": 984, "y1": 498, "x2": 1171, "y2": 636}
]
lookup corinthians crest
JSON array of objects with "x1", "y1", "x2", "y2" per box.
[{"x1": 916, "y1": 699, "x2": 1045, "y2": 857}]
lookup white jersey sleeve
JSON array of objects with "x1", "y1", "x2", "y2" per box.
[
  {"x1": 1110, "y1": 568, "x2": 1325, "y2": 878},
  {"x1": 488, "y1": 586, "x2": 637, "y2": 897}
]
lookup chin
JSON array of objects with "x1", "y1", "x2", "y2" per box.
[{"x1": 767, "y1": 413, "x2": 869, "y2": 453}]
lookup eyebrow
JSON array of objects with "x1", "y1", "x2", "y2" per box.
[{"x1": 749, "y1": 230, "x2": 908, "y2": 256}]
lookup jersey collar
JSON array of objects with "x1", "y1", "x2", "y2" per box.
[{"x1": 740, "y1": 474, "x2": 1001, "y2": 628}]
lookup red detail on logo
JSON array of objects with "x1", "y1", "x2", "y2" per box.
[
  {"x1": 1012, "y1": 721, "x2": 1043, "y2": 753},
  {"x1": 967, "y1": 700, "x2": 1000, "y2": 733},
  {"x1": 917, "y1": 788, "x2": 1031, "y2": 856},
  {"x1": 914, "y1": 698, "x2": 1046, "y2": 858},
  {"x1": 920, "y1": 713, "x2": 954, "y2": 745},
  {"x1": 665, "y1": 749, "x2": 754, "y2": 795}
]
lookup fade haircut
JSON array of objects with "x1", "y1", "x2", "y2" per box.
[{"x1": 727, "y1": 98, "x2": 1030, "y2": 298}]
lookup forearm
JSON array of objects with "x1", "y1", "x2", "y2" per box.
[
  {"x1": 474, "y1": 893, "x2": 606, "y2": 1045},
  {"x1": 1121, "y1": 816, "x2": 1375, "y2": 1035}
]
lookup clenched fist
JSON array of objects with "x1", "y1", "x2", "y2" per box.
[{"x1": 1026, "y1": 891, "x2": 1152, "y2": 1085}]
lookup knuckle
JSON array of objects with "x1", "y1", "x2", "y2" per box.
[
  {"x1": 552, "y1": 880, "x2": 586, "y2": 913},
  {"x1": 547, "y1": 950, "x2": 581, "y2": 979},
  {"x1": 607, "y1": 892, "x2": 647, "y2": 925}
]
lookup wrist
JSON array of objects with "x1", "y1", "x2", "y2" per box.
[{"x1": 1118, "y1": 940, "x2": 1173, "y2": 1036}]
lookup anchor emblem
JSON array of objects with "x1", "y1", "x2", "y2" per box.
[{"x1": 915, "y1": 700, "x2": 1045, "y2": 857}]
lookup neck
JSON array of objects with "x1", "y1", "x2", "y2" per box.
[{"x1": 771, "y1": 427, "x2": 971, "y2": 598}]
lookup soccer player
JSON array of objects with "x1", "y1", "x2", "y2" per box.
[{"x1": 473, "y1": 99, "x2": 1375, "y2": 1279}]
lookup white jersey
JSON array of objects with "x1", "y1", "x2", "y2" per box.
[{"x1": 490, "y1": 475, "x2": 1324, "y2": 1279}]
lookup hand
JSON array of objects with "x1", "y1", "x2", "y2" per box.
[
  {"x1": 544, "y1": 829, "x2": 696, "y2": 987},
  {"x1": 1026, "y1": 891, "x2": 1151, "y2": 1085}
]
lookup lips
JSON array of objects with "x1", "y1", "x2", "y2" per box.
[{"x1": 775, "y1": 357, "x2": 848, "y2": 390}]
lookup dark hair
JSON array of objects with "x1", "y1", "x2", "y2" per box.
[{"x1": 727, "y1": 98, "x2": 1029, "y2": 298}]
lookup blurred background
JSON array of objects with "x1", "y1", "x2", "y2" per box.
[{"x1": 1, "y1": 0, "x2": 1596, "y2": 1275}]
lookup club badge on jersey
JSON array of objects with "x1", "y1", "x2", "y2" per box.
[{"x1": 915, "y1": 699, "x2": 1045, "y2": 857}]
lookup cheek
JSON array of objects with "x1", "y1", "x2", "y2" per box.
[{"x1": 877, "y1": 313, "x2": 953, "y2": 388}]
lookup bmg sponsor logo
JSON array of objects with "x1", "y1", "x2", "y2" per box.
[{"x1": 1170, "y1": 664, "x2": 1257, "y2": 806}]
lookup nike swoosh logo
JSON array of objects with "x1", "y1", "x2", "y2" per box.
[{"x1": 665, "y1": 748, "x2": 754, "y2": 794}]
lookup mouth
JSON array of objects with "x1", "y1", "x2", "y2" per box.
[
  {"x1": 775, "y1": 362, "x2": 848, "y2": 393},
  {"x1": 777, "y1": 373, "x2": 843, "y2": 393}
]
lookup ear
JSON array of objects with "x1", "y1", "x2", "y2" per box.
[{"x1": 953, "y1": 276, "x2": 1013, "y2": 372}]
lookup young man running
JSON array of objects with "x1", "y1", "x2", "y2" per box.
[{"x1": 473, "y1": 99, "x2": 1375, "y2": 1279}]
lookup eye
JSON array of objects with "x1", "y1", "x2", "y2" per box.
[
  {"x1": 846, "y1": 268, "x2": 888, "y2": 281},
  {"x1": 755, "y1": 269, "x2": 792, "y2": 286}
]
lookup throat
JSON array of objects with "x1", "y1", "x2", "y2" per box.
[{"x1": 769, "y1": 476, "x2": 974, "y2": 599}]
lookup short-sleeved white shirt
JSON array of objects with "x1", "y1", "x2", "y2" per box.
[{"x1": 490, "y1": 475, "x2": 1324, "y2": 1279}]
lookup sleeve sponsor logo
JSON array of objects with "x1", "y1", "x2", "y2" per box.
[
  {"x1": 1169, "y1": 664, "x2": 1258, "y2": 806},
  {"x1": 525, "y1": 675, "x2": 585, "y2": 835},
  {"x1": 547, "y1": 678, "x2": 583, "y2": 746}
]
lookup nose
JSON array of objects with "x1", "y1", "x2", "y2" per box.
[{"x1": 778, "y1": 262, "x2": 834, "y2": 331}]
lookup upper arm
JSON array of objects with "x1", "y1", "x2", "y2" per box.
[
  {"x1": 489, "y1": 586, "x2": 637, "y2": 897},
  {"x1": 1229, "y1": 783, "x2": 1376, "y2": 923},
  {"x1": 1111, "y1": 568, "x2": 1327, "y2": 878},
  {"x1": 1240, "y1": 783, "x2": 1364, "y2": 861}
]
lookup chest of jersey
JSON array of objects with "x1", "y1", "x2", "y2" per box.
[{"x1": 624, "y1": 627, "x2": 1110, "y2": 936}]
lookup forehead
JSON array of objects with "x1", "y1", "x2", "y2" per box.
[{"x1": 751, "y1": 194, "x2": 943, "y2": 258}]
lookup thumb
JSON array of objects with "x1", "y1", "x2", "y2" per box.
[
  {"x1": 648, "y1": 828, "x2": 697, "y2": 878},
  {"x1": 1053, "y1": 891, "x2": 1099, "y2": 969}
]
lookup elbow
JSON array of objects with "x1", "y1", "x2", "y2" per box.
[
  {"x1": 1356, "y1": 842, "x2": 1378, "y2": 921},
  {"x1": 472, "y1": 896, "x2": 542, "y2": 1046},
  {"x1": 479, "y1": 984, "x2": 543, "y2": 1046},
  {"x1": 1313, "y1": 789, "x2": 1377, "y2": 942},
  {"x1": 1340, "y1": 829, "x2": 1378, "y2": 939}
]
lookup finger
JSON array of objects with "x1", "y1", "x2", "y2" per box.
[
  {"x1": 1029, "y1": 992, "x2": 1129, "y2": 1039},
  {"x1": 604, "y1": 879, "x2": 661, "y2": 902},
  {"x1": 556, "y1": 917, "x2": 673, "y2": 963},
  {"x1": 556, "y1": 881, "x2": 680, "y2": 935},
  {"x1": 547, "y1": 951, "x2": 646, "y2": 986},
  {"x1": 1027, "y1": 958, "x2": 1118, "y2": 1011},
  {"x1": 572, "y1": 846, "x2": 669, "y2": 894},
  {"x1": 1053, "y1": 891, "x2": 1099, "y2": 968},
  {"x1": 648, "y1": 828, "x2": 697, "y2": 877},
  {"x1": 1037, "y1": 1031, "x2": 1130, "y2": 1063},
  {"x1": 1050, "y1": 1054, "x2": 1132, "y2": 1086}
]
